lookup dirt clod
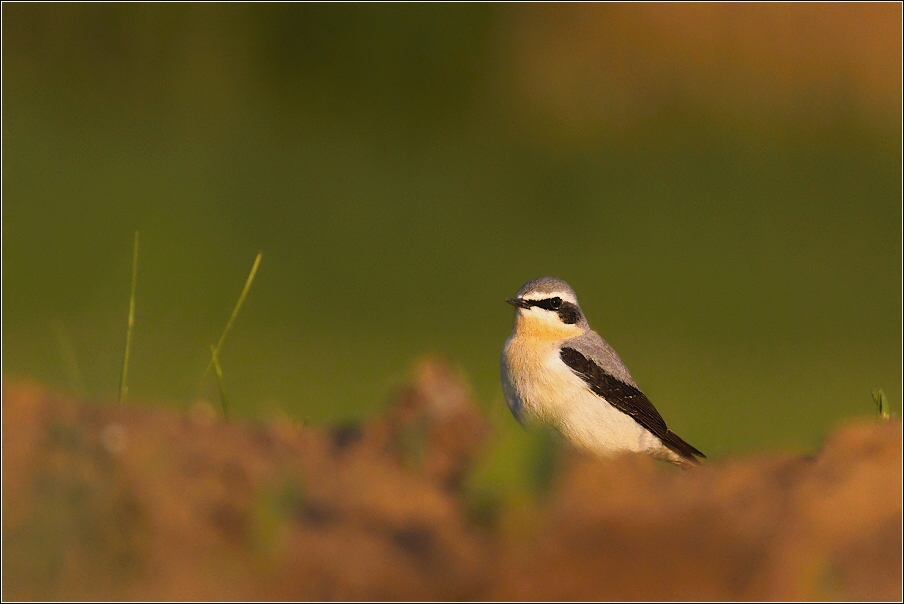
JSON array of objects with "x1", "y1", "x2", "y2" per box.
[{"x1": 2, "y1": 365, "x2": 900, "y2": 601}]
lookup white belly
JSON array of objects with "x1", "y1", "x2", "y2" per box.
[{"x1": 502, "y1": 335, "x2": 661, "y2": 457}]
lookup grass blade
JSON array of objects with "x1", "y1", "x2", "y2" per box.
[
  {"x1": 872, "y1": 389, "x2": 890, "y2": 420},
  {"x1": 119, "y1": 231, "x2": 140, "y2": 406},
  {"x1": 198, "y1": 252, "x2": 263, "y2": 393},
  {"x1": 210, "y1": 344, "x2": 229, "y2": 418}
]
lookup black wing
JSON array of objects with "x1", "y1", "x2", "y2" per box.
[{"x1": 560, "y1": 347, "x2": 705, "y2": 462}]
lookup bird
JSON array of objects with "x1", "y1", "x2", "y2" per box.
[{"x1": 501, "y1": 276, "x2": 705, "y2": 467}]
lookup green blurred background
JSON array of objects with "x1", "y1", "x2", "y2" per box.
[{"x1": 3, "y1": 3, "x2": 900, "y2": 456}]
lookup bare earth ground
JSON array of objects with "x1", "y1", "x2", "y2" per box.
[{"x1": 3, "y1": 360, "x2": 901, "y2": 601}]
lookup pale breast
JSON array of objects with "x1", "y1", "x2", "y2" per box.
[
  {"x1": 502, "y1": 333, "x2": 658, "y2": 457},
  {"x1": 502, "y1": 333, "x2": 578, "y2": 428}
]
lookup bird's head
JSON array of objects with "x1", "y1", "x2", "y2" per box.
[{"x1": 506, "y1": 276, "x2": 589, "y2": 340}]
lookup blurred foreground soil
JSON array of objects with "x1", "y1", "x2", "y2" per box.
[{"x1": 3, "y1": 362, "x2": 901, "y2": 601}]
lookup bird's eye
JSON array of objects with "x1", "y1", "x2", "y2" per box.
[{"x1": 550, "y1": 297, "x2": 562, "y2": 309}]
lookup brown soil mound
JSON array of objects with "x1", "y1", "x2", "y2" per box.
[{"x1": 3, "y1": 361, "x2": 901, "y2": 600}]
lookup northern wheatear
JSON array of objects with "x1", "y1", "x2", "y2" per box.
[{"x1": 501, "y1": 276, "x2": 704, "y2": 467}]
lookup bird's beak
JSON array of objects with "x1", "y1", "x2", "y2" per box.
[{"x1": 506, "y1": 297, "x2": 532, "y2": 309}]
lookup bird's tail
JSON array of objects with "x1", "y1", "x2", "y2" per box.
[{"x1": 657, "y1": 429, "x2": 706, "y2": 468}]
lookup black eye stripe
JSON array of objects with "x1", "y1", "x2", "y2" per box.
[
  {"x1": 557, "y1": 301, "x2": 582, "y2": 324},
  {"x1": 523, "y1": 297, "x2": 583, "y2": 324},
  {"x1": 526, "y1": 297, "x2": 562, "y2": 311}
]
